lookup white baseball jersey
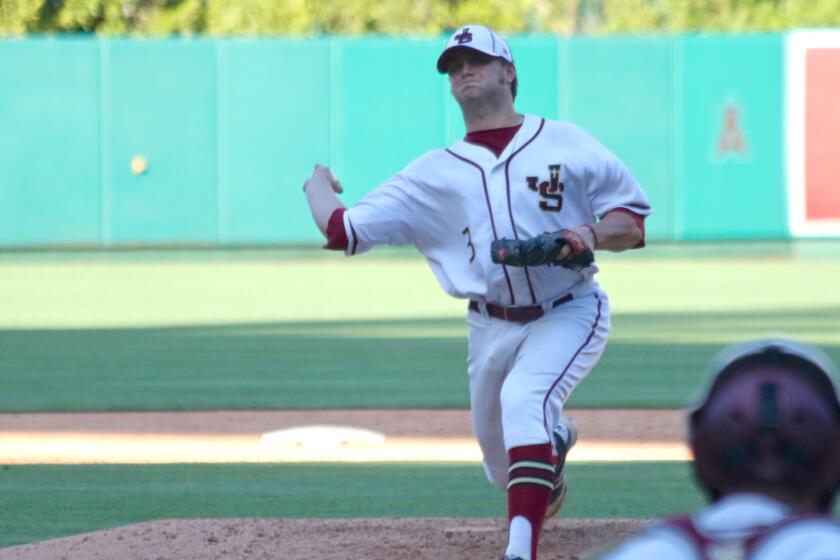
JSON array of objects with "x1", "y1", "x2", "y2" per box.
[
  {"x1": 341, "y1": 114, "x2": 651, "y2": 305},
  {"x1": 335, "y1": 113, "x2": 649, "y2": 495},
  {"x1": 600, "y1": 493, "x2": 840, "y2": 560}
]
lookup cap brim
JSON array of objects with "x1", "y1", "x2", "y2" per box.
[{"x1": 436, "y1": 45, "x2": 482, "y2": 74}]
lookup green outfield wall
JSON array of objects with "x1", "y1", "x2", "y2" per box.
[{"x1": 0, "y1": 34, "x2": 810, "y2": 247}]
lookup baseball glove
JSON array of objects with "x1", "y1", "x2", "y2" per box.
[{"x1": 490, "y1": 230, "x2": 594, "y2": 271}]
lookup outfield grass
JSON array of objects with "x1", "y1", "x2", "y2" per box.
[
  {"x1": 2, "y1": 243, "x2": 840, "y2": 411},
  {"x1": 2, "y1": 308, "x2": 839, "y2": 411},
  {"x1": 0, "y1": 462, "x2": 706, "y2": 548}
]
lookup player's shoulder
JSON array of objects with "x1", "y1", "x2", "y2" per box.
[
  {"x1": 381, "y1": 148, "x2": 460, "y2": 190},
  {"x1": 763, "y1": 513, "x2": 840, "y2": 538},
  {"x1": 399, "y1": 148, "x2": 452, "y2": 176},
  {"x1": 752, "y1": 515, "x2": 840, "y2": 559},
  {"x1": 598, "y1": 521, "x2": 701, "y2": 560},
  {"x1": 537, "y1": 116, "x2": 602, "y2": 144},
  {"x1": 537, "y1": 116, "x2": 581, "y2": 132},
  {"x1": 534, "y1": 117, "x2": 623, "y2": 170}
]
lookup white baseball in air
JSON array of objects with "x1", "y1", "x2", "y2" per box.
[{"x1": 131, "y1": 155, "x2": 148, "y2": 175}]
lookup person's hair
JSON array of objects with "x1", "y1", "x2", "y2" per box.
[{"x1": 507, "y1": 64, "x2": 518, "y2": 100}]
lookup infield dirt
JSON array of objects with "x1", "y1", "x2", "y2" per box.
[{"x1": 0, "y1": 518, "x2": 648, "y2": 560}]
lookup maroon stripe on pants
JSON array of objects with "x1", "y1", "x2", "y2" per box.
[{"x1": 541, "y1": 293, "x2": 603, "y2": 435}]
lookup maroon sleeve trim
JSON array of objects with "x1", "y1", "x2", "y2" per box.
[
  {"x1": 348, "y1": 217, "x2": 359, "y2": 256},
  {"x1": 324, "y1": 208, "x2": 349, "y2": 251},
  {"x1": 603, "y1": 207, "x2": 646, "y2": 249}
]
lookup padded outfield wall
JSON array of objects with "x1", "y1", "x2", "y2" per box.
[{"x1": 0, "y1": 32, "x2": 837, "y2": 247}]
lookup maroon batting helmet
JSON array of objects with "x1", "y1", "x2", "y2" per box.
[{"x1": 689, "y1": 339, "x2": 840, "y2": 511}]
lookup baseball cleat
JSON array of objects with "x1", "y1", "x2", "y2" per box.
[{"x1": 545, "y1": 415, "x2": 578, "y2": 519}]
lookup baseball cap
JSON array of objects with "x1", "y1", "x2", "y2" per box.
[{"x1": 436, "y1": 24, "x2": 513, "y2": 74}]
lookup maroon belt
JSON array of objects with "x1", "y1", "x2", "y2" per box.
[{"x1": 468, "y1": 294, "x2": 573, "y2": 323}]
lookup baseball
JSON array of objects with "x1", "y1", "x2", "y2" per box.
[{"x1": 131, "y1": 156, "x2": 148, "y2": 175}]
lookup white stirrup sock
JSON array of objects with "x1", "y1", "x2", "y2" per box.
[{"x1": 505, "y1": 515, "x2": 532, "y2": 560}]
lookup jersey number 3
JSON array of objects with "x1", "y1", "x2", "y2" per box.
[
  {"x1": 462, "y1": 227, "x2": 476, "y2": 263},
  {"x1": 526, "y1": 164, "x2": 564, "y2": 212}
]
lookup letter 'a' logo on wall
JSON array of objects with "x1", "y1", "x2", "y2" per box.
[
  {"x1": 717, "y1": 103, "x2": 746, "y2": 158},
  {"x1": 455, "y1": 28, "x2": 473, "y2": 44}
]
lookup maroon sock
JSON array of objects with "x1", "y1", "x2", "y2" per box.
[{"x1": 507, "y1": 443, "x2": 554, "y2": 560}]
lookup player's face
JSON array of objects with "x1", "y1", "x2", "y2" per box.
[{"x1": 446, "y1": 50, "x2": 511, "y2": 105}]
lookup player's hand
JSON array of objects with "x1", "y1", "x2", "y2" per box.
[
  {"x1": 304, "y1": 164, "x2": 343, "y2": 194},
  {"x1": 557, "y1": 226, "x2": 595, "y2": 260}
]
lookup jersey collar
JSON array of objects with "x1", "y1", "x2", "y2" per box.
[
  {"x1": 695, "y1": 493, "x2": 790, "y2": 535},
  {"x1": 450, "y1": 114, "x2": 541, "y2": 166}
]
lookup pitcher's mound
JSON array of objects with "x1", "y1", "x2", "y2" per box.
[{"x1": 0, "y1": 518, "x2": 648, "y2": 560}]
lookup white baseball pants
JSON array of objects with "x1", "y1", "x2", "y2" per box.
[{"x1": 466, "y1": 289, "x2": 611, "y2": 490}]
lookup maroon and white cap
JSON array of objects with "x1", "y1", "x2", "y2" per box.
[{"x1": 436, "y1": 24, "x2": 513, "y2": 74}]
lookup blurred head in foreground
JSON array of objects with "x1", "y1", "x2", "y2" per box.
[
  {"x1": 689, "y1": 339, "x2": 840, "y2": 512},
  {"x1": 598, "y1": 340, "x2": 840, "y2": 560}
]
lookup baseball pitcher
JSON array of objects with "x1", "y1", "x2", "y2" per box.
[{"x1": 303, "y1": 24, "x2": 651, "y2": 560}]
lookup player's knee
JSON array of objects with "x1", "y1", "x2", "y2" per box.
[
  {"x1": 500, "y1": 380, "x2": 551, "y2": 448},
  {"x1": 483, "y1": 460, "x2": 508, "y2": 491},
  {"x1": 499, "y1": 380, "x2": 536, "y2": 415}
]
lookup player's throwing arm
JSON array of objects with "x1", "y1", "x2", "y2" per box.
[{"x1": 303, "y1": 164, "x2": 344, "y2": 235}]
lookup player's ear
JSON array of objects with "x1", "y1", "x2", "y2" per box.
[
  {"x1": 505, "y1": 63, "x2": 517, "y2": 83},
  {"x1": 505, "y1": 63, "x2": 518, "y2": 100}
]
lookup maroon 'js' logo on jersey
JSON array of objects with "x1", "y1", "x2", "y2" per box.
[
  {"x1": 526, "y1": 164, "x2": 564, "y2": 212},
  {"x1": 454, "y1": 28, "x2": 473, "y2": 44}
]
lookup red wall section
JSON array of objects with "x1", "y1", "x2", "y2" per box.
[{"x1": 805, "y1": 48, "x2": 840, "y2": 220}]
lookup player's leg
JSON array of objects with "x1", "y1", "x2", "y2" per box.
[
  {"x1": 531, "y1": 292, "x2": 612, "y2": 441},
  {"x1": 465, "y1": 309, "x2": 525, "y2": 490},
  {"x1": 500, "y1": 292, "x2": 612, "y2": 560}
]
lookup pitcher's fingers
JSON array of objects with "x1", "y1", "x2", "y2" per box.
[
  {"x1": 323, "y1": 167, "x2": 343, "y2": 193},
  {"x1": 556, "y1": 245, "x2": 571, "y2": 261}
]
